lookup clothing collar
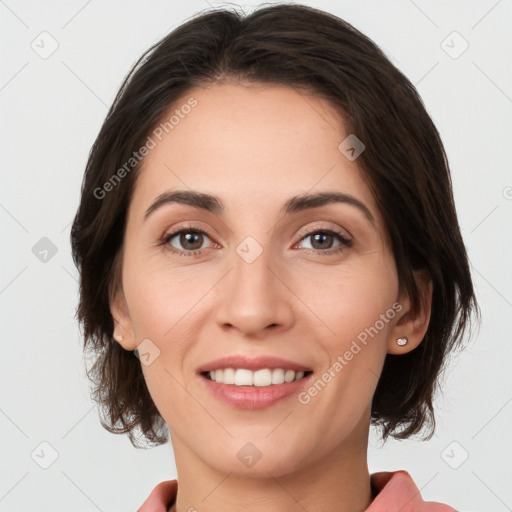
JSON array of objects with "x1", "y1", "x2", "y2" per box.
[{"x1": 138, "y1": 470, "x2": 457, "y2": 511}]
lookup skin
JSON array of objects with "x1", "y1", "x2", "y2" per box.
[{"x1": 111, "y1": 82, "x2": 432, "y2": 512}]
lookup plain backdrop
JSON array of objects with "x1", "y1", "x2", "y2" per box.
[{"x1": 1, "y1": 1, "x2": 511, "y2": 511}]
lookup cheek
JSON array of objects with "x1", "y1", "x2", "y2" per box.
[
  {"x1": 293, "y1": 286, "x2": 395, "y2": 454},
  {"x1": 313, "y1": 278, "x2": 395, "y2": 397},
  {"x1": 294, "y1": 257, "x2": 399, "y2": 343},
  {"x1": 294, "y1": 256, "x2": 398, "y2": 403},
  {"x1": 123, "y1": 252, "x2": 209, "y2": 340},
  {"x1": 123, "y1": 256, "x2": 213, "y2": 414}
]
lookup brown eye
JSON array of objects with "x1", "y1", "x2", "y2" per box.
[
  {"x1": 297, "y1": 229, "x2": 352, "y2": 254},
  {"x1": 161, "y1": 227, "x2": 214, "y2": 256},
  {"x1": 176, "y1": 231, "x2": 204, "y2": 251},
  {"x1": 309, "y1": 232, "x2": 335, "y2": 250}
]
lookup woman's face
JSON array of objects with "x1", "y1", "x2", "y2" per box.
[{"x1": 113, "y1": 82, "x2": 408, "y2": 476}]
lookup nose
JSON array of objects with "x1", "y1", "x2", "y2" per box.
[{"x1": 214, "y1": 244, "x2": 295, "y2": 338}]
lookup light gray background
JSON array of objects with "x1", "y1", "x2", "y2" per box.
[{"x1": 1, "y1": 0, "x2": 511, "y2": 510}]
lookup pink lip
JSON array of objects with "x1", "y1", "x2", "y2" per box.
[
  {"x1": 200, "y1": 373, "x2": 313, "y2": 410},
  {"x1": 196, "y1": 354, "x2": 312, "y2": 373},
  {"x1": 197, "y1": 355, "x2": 314, "y2": 409}
]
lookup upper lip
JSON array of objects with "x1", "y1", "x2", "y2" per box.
[{"x1": 197, "y1": 355, "x2": 312, "y2": 373}]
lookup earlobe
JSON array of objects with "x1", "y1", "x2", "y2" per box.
[
  {"x1": 110, "y1": 288, "x2": 137, "y2": 351},
  {"x1": 387, "y1": 271, "x2": 433, "y2": 355}
]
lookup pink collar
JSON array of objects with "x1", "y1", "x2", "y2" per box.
[
  {"x1": 138, "y1": 470, "x2": 457, "y2": 511},
  {"x1": 367, "y1": 471, "x2": 457, "y2": 511}
]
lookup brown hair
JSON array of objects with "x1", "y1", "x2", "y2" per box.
[{"x1": 70, "y1": 3, "x2": 478, "y2": 447}]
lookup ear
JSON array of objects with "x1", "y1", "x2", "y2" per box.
[
  {"x1": 387, "y1": 270, "x2": 433, "y2": 355},
  {"x1": 110, "y1": 286, "x2": 138, "y2": 351}
]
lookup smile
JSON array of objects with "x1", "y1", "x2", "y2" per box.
[{"x1": 203, "y1": 368, "x2": 311, "y2": 386}]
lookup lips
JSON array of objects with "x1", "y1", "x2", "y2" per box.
[{"x1": 197, "y1": 354, "x2": 314, "y2": 409}]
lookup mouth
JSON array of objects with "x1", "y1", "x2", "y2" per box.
[
  {"x1": 199, "y1": 369, "x2": 314, "y2": 409},
  {"x1": 201, "y1": 368, "x2": 313, "y2": 386},
  {"x1": 196, "y1": 355, "x2": 314, "y2": 409}
]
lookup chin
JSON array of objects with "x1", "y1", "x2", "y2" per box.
[{"x1": 203, "y1": 439, "x2": 310, "y2": 478}]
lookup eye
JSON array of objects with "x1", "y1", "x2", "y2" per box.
[
  {"x1": 295, "y1": 228, "x2": 352, "y2": 255},
  {"x1": 159, "y1": 225, "x2": 352, "y2": 257},
  {"x1": 160, "y1": 225, "x2": 215, "y2": 256}
]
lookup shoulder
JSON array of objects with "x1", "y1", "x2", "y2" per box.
[{"x1": 368, "y1": 470, "x2": 458, "y2": 511}]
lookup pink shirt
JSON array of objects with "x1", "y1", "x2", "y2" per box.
[{"x1": 138, "y1": 470, "x2": 457, "y2": 511}]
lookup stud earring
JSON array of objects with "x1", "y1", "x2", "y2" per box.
[
  {"x1": 114, "y1": 332, "x2": 123, "y2": 342},
  {"x1": 396, "y1": 337, "x2": 408, "y2": 346}
]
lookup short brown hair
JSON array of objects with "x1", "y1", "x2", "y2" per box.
[{"x1": 70, "y1": 3, "x2": 478, "y2": 447}]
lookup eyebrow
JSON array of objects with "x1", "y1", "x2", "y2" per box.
[{"x1": 143, "y1": 190, "x2": 374, "y2": 223}]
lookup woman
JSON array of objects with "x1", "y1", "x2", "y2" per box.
[{"x1": 70, "y1": 4, "x2": 477, "y2": 511}]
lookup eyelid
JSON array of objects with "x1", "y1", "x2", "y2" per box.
[
  {"x1": 294, "y1": 222, "x2": 352, "y2": 243},
  {"x1": 160, "y1": 223, "x2": 217, "y2": 250}
]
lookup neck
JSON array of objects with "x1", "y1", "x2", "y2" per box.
[{"x1": 171, "y1": 416, "x2": 373, "y2": 512}]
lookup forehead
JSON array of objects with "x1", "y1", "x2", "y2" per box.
[{"x1": 128, "y1": 82, "x2": 378, "y2": 223}]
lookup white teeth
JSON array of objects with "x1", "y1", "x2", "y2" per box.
[
  {"x1": 271, "y1": 368, "x2": 285, "y2": 385},
  {"x1": 284, "y1": 370, "x2": 295, "y2": 383},
  {"x1": 207, "y1": 368, "x2": 308, "y2": 386},
  {"x1": 234, "y1": 368, "x2": 253, "y2": 386},
  {"x1": 253, "y1": 369, "x2": 272, "y2": 387},
  {"x1": 223, "y1": 367, "x2": 235, "y2": 384}
]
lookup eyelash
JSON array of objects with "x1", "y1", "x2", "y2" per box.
[{"x1": 159, "y1": 224, "x2": 353, "y2": 257}]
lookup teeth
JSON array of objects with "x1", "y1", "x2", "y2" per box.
[
  {"x1": 254, "y1": 369, "x2": 272, "y2": 387},
  {"x1": 284, "y1": 369, "x2": 295, "y2": 383},
  {"x1": 223, "y1": 367, "x2": 235, "y2": 384},
  {"x1": 207, "y1": 368, "x2": 307, "y2": 386},
  {"x1": 234, "y1": 369, "x2": 253, "y2": 386},
  {"x1": 272, "y1": 368, "x2": 285, "y2": 385}
]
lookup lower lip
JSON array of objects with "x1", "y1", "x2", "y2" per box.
[{"x1": 200, "y1": 374, "x2": 312, "y2": 409}]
